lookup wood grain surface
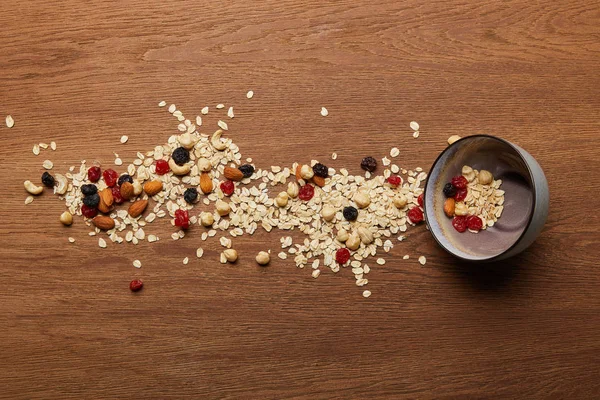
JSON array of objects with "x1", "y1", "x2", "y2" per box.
[{"x1": 1, "y1": 1, "x2": 599, "y2": 399}]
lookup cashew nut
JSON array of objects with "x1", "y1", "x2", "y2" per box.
[
  {"x1": 211, "y1": 129, "x2": 228, "y2": 151},
  {"x1": 24, "y1": 180, "x2": 43, "y2": 195},
  {"x1": 132, "y1": 180, "x2": 143, "y2": 196},
  {"x1": 168, "y1": 158, "x2": 191, "y2": 175},
  {"x1": 197, "y1": 157, "x2": 212, "y2": 172},
  {"x1": 53, "y1": 174, "x2": 68, "y2": 195},
  {"x1": 178, "y1": 132, "x2": 198, "y2": 150}
]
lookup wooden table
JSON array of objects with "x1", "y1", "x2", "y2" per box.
[{"x1": 1, "y1": 1, "x2": 599, "y2": 398}]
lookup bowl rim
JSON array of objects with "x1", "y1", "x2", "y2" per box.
[{"x1": 423, "y1": 134, "x2": 537, "y2": 262}]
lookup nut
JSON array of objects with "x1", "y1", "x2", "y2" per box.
[
  {"x1": 211, "y1": 129, "x2": 228, "y2": 151},
  {"x1": 353, "y1": 191, "x2": 371, "y2": 209},
  {"x1": 197, "y1": 158, "x2": 212, "y2": 172},
  {"x1": 455, "y1": 202, "x2": 468, "y2": 216},
  {"x1": 199, "y1": 212, "x2": 214, "y2": 227},
  {"x1": 287, "y1": 182, "x2": 299, "y2": 198},
  {"x1": 300, "y1": 164, "x2": 314, "y2": 180},
  {"x1": 393, "y1": 195, "x2": 408, "y2": 209},
  {"x1": 178, "y1": 132, "x2": 197, "y2": 149},
  {"x1": 24, "y1": 180, "x2": 43, "y2": 195},
  {"x1": 255, "y1": 251, "x2": 270, "y2": 266},
  {"x1": 275, "y1": 192, "x2": 288, "y2": 207},
  {"x1": 120, "y1": 182, "x2": 134, "y2": 200},
  {"x1": 92, "y1": 215, "x2": 115, "y2": 230},
  {"x1": 223, "y1": 249, "x2": 238, "y2": 263},
  {"x1": 223, "y1": 166, "x2": 244, "y2": 181},
  {"x1": 144, "y1": 180, "x2": 163, "y2": 196},
  {"x1": 336, "y1": 228, "x2": 349, "y2": 242},
  {"x1": 168, "y1": 158, "x2": 191, "y2": 175},
  {"x1": 128, "y1": 200, "x2": 148, "y2": 218},
  {"x1": 462, "y1": 165, "x2": 476, "y2": 182},
  {"x1": 60, "y1": 211, "x2": 73, "y2": 226},
  {"x1": 478, "y1": 170, "x2": 493, "y2": 185},
  {"x1": 443, "y1": 198, "x2": 455, "y2": 217},
  {"x1": 321, "y1": 205, "x2": 336, "y2": 222},
  {"x1": 447, "y1": 135, "x2": 461, "y2": 145},
  {"x1": 53, "y1": 174, "x2": 68, "y2": 195},
  {"x1": 98, "y1": 188, "x2": 114, "y2": 213},
  {"x1": 312, "y1": 175, "x2": 325, "y2": 187},
  {"x1": 132, "y1": 180, "x2": 143, "y2": 196},
  {"x1": 200, "y1": 172, "x2": 213, "y2": 194},
  {"x1": 346, "y1": 232, "x2": 361, "y2": 250},
  {"x1": 215, "y1": 199, "x2": 231, "y2": 216},
  {"x1": 357, "y1": 226, "x2": 374, "y2": 245},
  {"x1": 295, "y1": 164, "x2": 303, "y2": 180}
]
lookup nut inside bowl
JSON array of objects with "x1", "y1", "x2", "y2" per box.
[{"x1": 424, "y1": 135, "x2": 549, "y2": 262}]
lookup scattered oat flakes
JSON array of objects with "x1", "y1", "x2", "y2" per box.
[
  {"x1": 98, "y1": 238, "x2": 107, "y2": 248},
  {"x1": 114, "y1": 158, "x2": 123, "y2": 166},
  {"x1": 390, "y1": 147, "x2": 400, "y2": 158},
  {"x1": 320, "y1": 107, "x2": 328, "y2": 117},
  {"x1": 183, "y1": 257, "x2": 189, "y2": 265},
  {"x1": 201, "y1": 106, "x2": 209, "y2": 115},
  {"x1": 418, "y1": 256, "x2": 427, "y2": 265},
  {"x1": 39, "y1": 142, "x2": 48, "y2": 149},
  {"x1": 246, "y1": 90, "x2": 254, "y2": 99},
  {"x1": 216, "y1": 104, "x2": 225, "y2": 109},
  {"x1": 24, "y1": 196, "x2": 34, "y2": 205},
  {"x1": 403, "y1": 255, "x2": 410, "y2": 260},
  {"x1": 43, "y1": 160, "x2": 53, "y2": 170},
  {"x1": 158, "y1": 101, "x2": 167, "y2": 107},
  {"x1": 410, "y1": 121, "x2": 420, "y2": 131},
  {"x1": 413, "y1": 131, "x2": 420, "y2": 139},
  {"x1": 217, "y1": 120, "x2": 228, "y2": 130},
  {"x1": 376, "y1": 258, "x2": 386, "y2": 265},
  {"x1": 168, "y1": 104, "x2": 176, "y2": 113},
  {"x1": 68, "y1": 237, "x2": 75, "y2": 243},
  {"x1": 363, "y1": 290, "x2": 372, "y2": 298},
  {"x1": 133, "y1": 260, "x2": 142, "y2": 268},
  {"x1": 331, "y1": 152, "x2": 337, "y2": 160},
  {"x1": 50, "y1": 141, "x2": 57, "y2": 151},
  {"x1": 312, "y1": 269, "x2": 321, "y2": 278},
  {"x1": 5, "y1": 115, "x2": 14, "y2": 128},
  {"x1": 196, "y1": 248, "x2": 204, "y2": 258},
  {"x1": 32, "y1": 144, "x2": 40, "y2": 155},
  {"x1": 227, "y1": 107, "x2": 234, "y2": 118},
  {"x1": 120, "y1": 135, "x2": 128, "y2": 144}
]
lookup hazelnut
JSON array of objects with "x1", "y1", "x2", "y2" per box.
[
  {"x1": 215, "y1": 200, "x2": 231, "y2": 216},
  {"x1": 393, "y1": 195, "x2": 408, "y2": 209},
  {"x1": 275, "y1": 192, "x2": 289, "y2": 207},
  {"x1": 60, "y1": 211, "x2": 73, "y2": 226},
  {"x1": 199, "y1": 212, "x2": 214, "y2": 227},
  {"x1": 455, "y1": 202, "x2": 468, "y2": 216},
  {"x1": 197, "y1": 158, "x2": 212, "y2": 172},
  {"x1": 321, "y1": 205, "x2": 336, "y2": 222},
  {"x1": 336, "y1": 228, "x2": 349, "y2": 242},
  {"x1": 478, "y1": 170, "x2": 493, "y2": 185},
  {"x1": 346, "y1": 232, "x2": 361, "y2": 250},
  {"x1": 256, "y1": 251, "x2": 270, "y2": 266},
  {"x1": 462, "y1": 165, "x2": 476, "y2": 182},
  {"x1": 223, "y1": 249, "x2": 238, "y2": 263},
  {"x1": 300, "y1": 164, "x2": 314, "y2": 180},
  {"x1": 353, "y1": 192, "x2": 371, "y2": 209}
]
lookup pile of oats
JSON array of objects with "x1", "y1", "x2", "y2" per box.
[{"x1": 461, "y1": 166, "x2": 505, "y2": 229}]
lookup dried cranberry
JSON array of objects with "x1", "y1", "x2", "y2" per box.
[
  {"x1": 88, "y1": 166, "x2": 101, "y2": 182},
  {"x1": 129, "y1": 279, "x2": 143, "y2": 292},
  {"x1": 155, "y1": 159, "x2": 170, "y2": 175},
  {"x1": 452, "y1": 216, "x2": 468, "y2": 233},
  {"x1": 238, "y1": 164, "x2": 255, "y2": 178},
  {"x1": 335, "y1": 248, "x2": 351, "y2": 265},
  {"x1": 118, "y1": 174, "x2": 133, "y2": 186},
  {"x1": 407, "y1": 207, "x2": 424, "y2": 224},
  {"x1": 360, "y1": 156, "x2": 377, "y2": 172},
  {"x1": 81, "y1": 204, "x2": 98, "y2": 218},
  {"x1": 298, "y1": 184, "x2": 315, "y2": 201},
  {"x1": 111, "y1": 186, "x2": 124, "y2": 204},
  {"x1": 41, "y1": 172, "x2": 55, "y2": 188},
  {"x1": 183, "y1": 188, "x2": 198, "y2": 204},
  {"x1": 174, "y1": 209, "x2": 190, "y2": 229},
  {"x1": 312, "y1": 163, "x2": 329, "y2": 178},
  {"x1": 443, "y1": 182, "x2": 457, "y2": 197},
  {"x1": 455, "y1": 188, "x2": 468, "y2": 202},
  {"x1": 103, "y1": 169, "x2": 119, "y2": 187},
  {"x1": 467, "y1": 215, "x2": 483, "y2": 232},
  {"x1": 417, "y1": 193, "x2": 424, "y2": 208},
  {"x1": 343, "y1": 206, "x2": 358, "y2": 221},
  {"x1": 387, "y1": 176, "x2": 402, "y2": 187},
  {"x1": 220, "y1": 180, "x2": 235, "y2": 196},
  {"x1": 172, "y1": 147, "x2": 190, "y2": 166},
  {"x1": 451, "y1": 175, "x2": 468, "y2": 189}
]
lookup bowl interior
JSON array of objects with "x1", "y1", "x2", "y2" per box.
[{"x1": 424, "y1": 136, "x2": 534, "y2": 261}]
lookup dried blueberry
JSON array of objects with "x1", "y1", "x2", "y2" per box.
[
  {"x1": 81, "y1": 184, "x2": 98, "y2": 196},
  {"x1": 343, "y1": 206, "x2": 358, "y2": 221},
  {"x1": 183, "y1": 188, "x2": 198, "y2": 204},
  {"x1": 443, "y1": 183, "x2": 457, "y2": 198},
  {"x1": 360, "y1": 156, "x2": 377, "y2": 172},
  {"x1": 41, "y1": 172, "x2": 55, "y2": 188},
  {"x1": 118, "y1": 174, "x2": 133, "y2": 186},
  {"x1": 238, "y1": 164, "x2": 255, "y2": 178},
  {"x1": 172, "y1": 147, "x2": 190, "y2": 166},
  {"x1": 83, "y1": 193, "x2": 100, "y2": 208},
  {"x1": 312, "y1": 163, "x2": 328, "y2": 178}
]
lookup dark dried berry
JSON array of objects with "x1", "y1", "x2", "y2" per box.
[
  {"x1": 360, "y1": 156, "x2": 377, "y2": 172},
  {"x1": 41, "y1": 172, "x2": 55, "y2": 188},
  {"x1": 443, "y1": 183, "x2": 457, "y2": 198},
  {"x1": 83, "y1": 193, "x2": 100, "y2": 208},
  {"x1": 312, "y1": 163, "x2": 329, "y2": 178},
  {"x1": 455, "y1": 188, "x2": 468, "y2": 202},
  {"x1": 343, "y1": 206, "x2": 358, "y2": 221},
  {"x1": 335, "y1": 248, "x2": 351, "y2": 265},
  {"x1": 418, "y1": 193, "x2": 424, "y2": 208},
  {"x1": 172, "y1": 147, "x2": 190, "y2": 166},
  {"x1": 183, "y1": 188, "x2": 198, "y2": 204},
  {"x1": 118, "y1": 174, "x2": 133, "y2": 186},
  {"x1": 88, "y1": 166, "x2": 102, "y2": 182},
  {"x1": 130, "y1": 279, "x2": 143, "y2": 292},
  {"x1": 238, "y1": 164, "x2": 255, "y2": 178},
  {"x1": 81, "y1": 184, "x2": 98, "y2": 196},
  {"x1": 451, "y1": 175, "x2": 468, "y2": 189},
  {"x1": 81, "y1": 204, "x2": 98, "y2": 218},
  {"x1": 103, "y1": 169, "x2": 119, "y2": 187}
]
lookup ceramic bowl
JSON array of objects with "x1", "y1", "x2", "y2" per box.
[{"x1": 423, "y1": 135, "x2": 549, "y2": 261}]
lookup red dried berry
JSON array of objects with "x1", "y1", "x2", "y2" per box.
[
  {"x1": 155, "y1": 159, "x2": 170, "y2": 175},
  {"x1": 407, "y1": 207, "x2": 424, "y2": 224},
  {"x1": 174, "y1": 209, "x2": 190, "y2": 229},
  {"x1": 88, "y1": 166, "x2": 101, "y2": 182},
  {"x1": 81, "y1": 204, "x2": 98, "y2": 218},
  {"x1": 111, "y1": 186, "x2": 124, "y2": 204},
  {"x1": 103, "y1": 169, "x2": 119, "y2": 187},
  {"x1": 455, "y1": 188, "x2": 468, "y2": 202},
  {"x1": 335, "y1": 248, "x2": 351, "y2": 265},
  {"x1": 386, "y1": 175, "x2": 402, "y2": 187},
  {"x1": 417, "y1": 193, "x2": 424, "y2": 208},
  {"x1": 220, "y1": 180, "x2": 235, "y2": 196},
  {"x1": 452, "y1": 216, "x2": 468, "y2": 233},
  {"x1": 451, "y1": 175, "x2": 468, "y2": 189},
  {"x1": 129, "y1": 279, "x2": 143, "y2": 292},
  {"x1": 298, "y1": 184, "x2": 315, "y2": 201},
  {"x1": 467, "y1": 215, "x2": 483, "y2": 232}
]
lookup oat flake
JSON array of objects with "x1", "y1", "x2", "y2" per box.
[
  {"x1": 246, "y1": 90, "x2": 254, "y2": 99},
  {"x1": 5, "y1": 115, "x2": 14, "y2": 128}
]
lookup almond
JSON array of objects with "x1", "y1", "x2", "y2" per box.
[
  {"x1": 120, "y1": 182, "x2": 134, "y2": 200},
  {"x1": 92, "y1": 215, "x2": 115, "y2": 230},
  {"x1": 144, "y1": 180, "x2": 163, "y2": 196},
  {"x1": 200, "y1": 172, "x2": 213, "y2": 194},
  {"x1": 295, "y1": 164, "x2": 302, "y2": 180},
  {"x1": 312, "y1": 175, "x2": 325, "y2": 187},
  {"x1": 98, "y1": 188, "x2": 114, "y2": 213},
  {"x1": 444, "y1": 197, "x2": 455, "y2": 217},
  {"x1": 128, "y1": 200, "x2": 148, "y2": 218},
  {"x1": 223, "y1": 166, "x2": 244, "y2": 182}
]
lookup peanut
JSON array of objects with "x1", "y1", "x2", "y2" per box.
[
  {"x1": 336, "y1": 228, "x2": 349, "y2": 242},
  {"x1": 197, "y1": 157, "x2": 212, "y2": 172}
]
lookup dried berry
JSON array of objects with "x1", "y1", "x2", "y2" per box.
[
  {"x1": 407, "y1": 207, "x2": 424, "y2": 224},
  {"x1": 172, "y1": 147, "x2": 190, "y2": 166},
  {"x1": 467, "y1": 215, "x2": 483, "y2": 232},
  {"x1": 387, "y1": 176, "x2": 402, "y2": 187},
  {"x1": 418, "y1": 193, "x2": 424, "y2": 208},
  {"x1": 443, "y1": 183, "x2": 457, "y2": 198},
  {"x1": 451, "y1": 175, "x2": 468, "y2": 189},
  {"x1": 343, "y1": 206, "x2": 358, "y2": 221},
  {"x1": 155, "y1": 159, "x2": 170, "y2": 175},
  {"x1": 111, "y1": 186, "x2": 124, "y2": 204},
  {"x1": 174, "y1": 209, "x2": 190, "y2": 229},
  {"x1": 103, "y1": 169, "x2": 119, "y2": 187},
  {"x1": 183, "y1": 188, "x2": 198, "y2": 204},
  {"x1": 41, "y1": 172, "x2": 55, "y2": 188},
  {"x1": 335, "y1": 248, "x2": 351, "y2": 265},
  {"x1": 298, "y1": 184, "x2": 315, "y2": 201},
  {"x1": 452, "y1": 215, "x2": 468, "y2": 232},
  {"x1": 220, "y1": 181, "x2": 235, "y2": 196},
  {"x1": 82, "y1": 193, "x2": 100, "y2": 208},
  {"x1": 129, "y1": 279, "x2": 143, "y2": 292},
  {"x1": 81, "y1": 204, "x2": 98, "y2": 218},
  {"x1": 455, "y1": 188, "x2": 468, "y2": 202},
  {"x1": 238, "y1": 164, "x2": 255, "y2": 178},
  {"x1": 118, "y1": 174, "x2": 133, "y2": 186},
  {"x1": 312, "y1": 163, "x2": 328, "y2": 178},
  {"x1": 88, "y1": 166, "x2": 101, "y2": 182},
  {"x1": 360, "y1": 156, "x2": 377, "y2": 172},
  {"x1": 81, "y1": 184, "x2": 97, "y2": 196}
]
